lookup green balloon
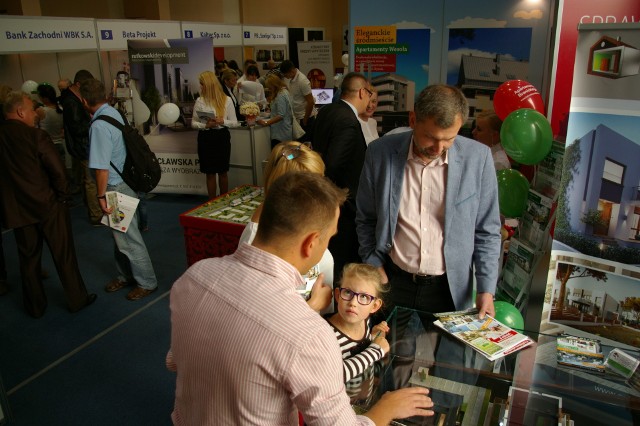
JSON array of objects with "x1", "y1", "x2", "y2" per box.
[
  {"x1": 500, "y1": 108, "x2": 553, "y2": 165},
  {"x1": 496, "y1": 168, "x2": 529, "y2": 218},
  {"x1": 493, "y1": 301, "x2": 524, "y2": 330}
]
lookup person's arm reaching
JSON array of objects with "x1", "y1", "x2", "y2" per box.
[{"x1": 303, "y1": 92, "x2": 314, "y2": 126}]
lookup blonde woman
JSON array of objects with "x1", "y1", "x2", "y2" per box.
[
  {"x1": 191, "y1": 71, "x2": 238, "y2": 198},
  {"x1": 239, "y1": 141, "x2": 335, "y2": 313},
  {"x1": 258, "y1": 74, "x2": 293, "y2": 149}
]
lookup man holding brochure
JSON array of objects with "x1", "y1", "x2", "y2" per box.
[{"x1": 81, "y1": 79, "x2": 158, "y2": 301}]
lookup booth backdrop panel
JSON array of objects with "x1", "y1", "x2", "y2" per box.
[
  {"x1": 100, "y1": 50, "x2": 130, "y2": 87},
  {"x1": 17, "y1": 53, "x2": 59, "y2": 88},
  {"x1": 350, "y1": 0, "x2": 552, "y2": 100},
  {"x1": 0, "y1": 54, "x2": 23, "y2": 90},
  {"x1": 57, "y1": 51, "x2": 102, "y2": 83}
]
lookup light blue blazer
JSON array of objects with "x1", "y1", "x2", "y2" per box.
[{"x1": 355, "y1": 131, "x2": 502, "y2": 310}]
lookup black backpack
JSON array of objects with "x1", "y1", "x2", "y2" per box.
[{"x1": 94, "y1": 112, "x2": 161, "y2": 193}]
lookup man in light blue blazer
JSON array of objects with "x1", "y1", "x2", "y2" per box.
[{"x1": 356, "y1": 85, "x2": 501, "y2": 318}]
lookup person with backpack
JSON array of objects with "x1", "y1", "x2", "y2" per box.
[{"x1": 80, "y1": 78, "x2": 158, "y2": 301}]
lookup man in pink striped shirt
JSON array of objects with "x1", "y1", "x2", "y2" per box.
[{"x1": 169, "y1": 172, "x2": 433, "y2": 425}]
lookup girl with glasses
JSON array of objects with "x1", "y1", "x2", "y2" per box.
[{"x1": 325, "y1": 263, "x2": 390, "y2": 387}]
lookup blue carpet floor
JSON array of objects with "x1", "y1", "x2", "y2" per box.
[{"x1": 0, "y1": 192, "x2": 208, "y2": 425}]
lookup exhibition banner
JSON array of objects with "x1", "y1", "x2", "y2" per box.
[
  {"x1": 547, "y1": 0, "x2": 640, "y2": 139},
  {"x1": 155, "y1": 153, "x2": 206, "y2": 196},
  {"x1": 129, "y1": 37, "x2": 214, "y2": 195},
  {"x1": 241, "y1": 25, "x2": 287, "y2": 46},
  {"x1": 181, "y1": 22, "x2": 242, "y2": 46},
  {"x1": 96, "y1": 19, "x2": 181, "y2": 51},
  {"x1": 541, "y1": 23, "x2": 640, "y2": 355},
  {"x1": 0, "y1": 16, "x2": 97, "y2": 53},
  {"x1": 297, "y1": 41, "x2": 334, "y2": 89}
]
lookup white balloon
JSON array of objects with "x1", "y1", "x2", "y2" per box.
[
  {"x1": 157, "y1": 103, "x2": 180, "y2": 125},
  {"x1": 341, "y1": 53, "x2": 349, "y2": 67},
  {"x1": 21, "y1": 80, "x2": 38, "y2": 94},
  {"x1": 132, "y1": 98, "x2": 151, "y2": 124}
]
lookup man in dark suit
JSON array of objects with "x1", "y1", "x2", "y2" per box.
[
  {"x1": 313, "y1": 72, "x2": 371, "y2": 280},
  {"x1": 61, "y1": 69, "x2": 102, "y2": 225},
  {"x1": 0, "y1": 91, "x2": 96, "y2": 318}
]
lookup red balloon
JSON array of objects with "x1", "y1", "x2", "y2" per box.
[{"x1": 493, "y1": 80, "x2": 545, "y2": 121}]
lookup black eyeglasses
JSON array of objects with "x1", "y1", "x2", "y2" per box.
[
  {"x1": 362, "y1": 87, "x2": 373, "y2": 97},
  {"x1": 338, "y1": 287, "x2": 376, "y2": 305}
]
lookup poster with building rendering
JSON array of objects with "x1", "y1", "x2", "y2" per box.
[
  {"x1": 349, "y1": 0, "x2": 552, "y2": 135},
  {"x1": 540, "y1": 24, "x2": 640, "y2": 357}
]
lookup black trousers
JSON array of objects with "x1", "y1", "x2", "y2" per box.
[
  {"x1": 328, "y1": 203, "x2": 361, "y2": 283},
  {"x1": 297, "y1": 116, "x2": 315, "y2": 144},
  {"x1": 382, "y1": 258, "x2": 455, "y2": 318},
  {"x1": 0, "y1": 231, "x2": 6, "y2": 281},
  {"x1": 13, "y1": 201, "x2": 89, "y2": 318}
]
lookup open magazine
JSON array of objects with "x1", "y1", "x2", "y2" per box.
[
  {"x1": 433, "y1": 309, "x2": 534, "y2": 361},
  {"x1": 100, "y1": 191, "x2": 140, "y2": 233}
]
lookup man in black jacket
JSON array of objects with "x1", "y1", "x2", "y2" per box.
[
  {"x1": 313, "y1": 72, "x2": 371, "y2": 280},
  {"x1": 61, "y1": 70, "x2": 102, "y2": 225}
]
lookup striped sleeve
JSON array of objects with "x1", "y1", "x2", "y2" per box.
[{"x1": 342, "y1": 344, "x2": 384, "y2": 382}]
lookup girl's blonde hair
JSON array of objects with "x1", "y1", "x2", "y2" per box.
[
  {"x1": 198, "y1": 71, "x2": 227, "y2": 117},
  {"x1": 340, "y1": 263, "x2": 389, "y2": 299},
  {"x1": 263, "y1": 141, "x2": 325, "y2": 193}
]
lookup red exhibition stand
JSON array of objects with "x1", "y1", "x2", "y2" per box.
[{"x1": 179, "y1": 185, "x2": 263, "y2": 266}]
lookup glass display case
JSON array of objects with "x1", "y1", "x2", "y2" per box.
[{"x1": 351, "y1": 307, "x2": 640, "y2": 425}]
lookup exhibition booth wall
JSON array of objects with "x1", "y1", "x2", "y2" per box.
[{"x1": 0, "y1": 15, "x2": 289, "y2": 195}]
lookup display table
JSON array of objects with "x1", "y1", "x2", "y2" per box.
[
  {"x1": 351, "y1": 307, "x2": 640, "y2": 425},
  {"x1": 146, "y1": 125, "x2": 271, "y2": 195},
  {"x1": 179, "y1": 185, "x2": 264, "y2": 266}
]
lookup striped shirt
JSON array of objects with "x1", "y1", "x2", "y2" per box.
[
  {"x1": 169, "y1": 243, "x2": 374, "y2": 426},
  {"x1": 327, "y1": 317, "x2": 385, "y2": 382}
]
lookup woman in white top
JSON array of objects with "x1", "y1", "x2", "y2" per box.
[
  {"x1": 191, "y1": 71, "x2": 238, "y2": 198},
  {"x1": 237, "y1": 65, "x2": 267, "y2": 108},
  {"x1": 239, "y1": 141, "x2": 334, "y2": 314},
  {"x1": 358, "y1": 84, "x2": 379, "y2": 145}
]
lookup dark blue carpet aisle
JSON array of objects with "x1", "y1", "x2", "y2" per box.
[{"x1": 0, "y1": 192, "x2": 208, "y2": 425}]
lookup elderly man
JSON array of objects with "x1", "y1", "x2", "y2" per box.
[
  {"x1": 356, "y1": 84, "x2": 502, "y2": 318},
  {"x1": 169, "y1": 171, "x2": 433, "y2": 425},
  {"x1": 313, "y1": 72, "x2": 371, "y2": 280},
  {"x1": 0, "y1": 91, "x2": 96, "y2": 318}
]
